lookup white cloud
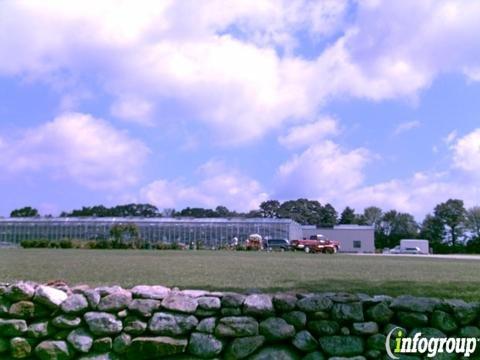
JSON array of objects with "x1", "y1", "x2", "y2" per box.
[
  {"x1": 275, "y1": 141, "x2": 371, "y2": 201},
  {"x1": 278, "y1": 116, "x2": 339, "y2": 148},
  {"x1": 110, "y1": 96, "x2": 154, "y2": 125},
  {"x1": 393, "y1": 120, "x2": 421, "y2": 135},
  {"x1": 0, "y1": 113, "x2": 149, "y2": 190},
  {"x1": 140, "y1": 160, "x2": 268, "y2": 211},
  {"x1": 444, "y1": 130, "x2": 458, "y2": 145},
  {"x1": 451, "y1": 128, "x2": 480, "y2": 178}
]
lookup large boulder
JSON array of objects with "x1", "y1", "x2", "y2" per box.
[
  {"x1": 131, "y1": 285, "x2": 170, "y2": 300},
  {"x1": 5, "y1": 282, "x2": 35, "y2": 302},
  {"x1": 67, "y1": 328, "x2": 94, "y2": 353},
  {"x1": 319, "y1": 335, "x2": 364, "y2": 357},
  {"x1": 161, "y1": 294, "x2": 198, "y2": 314},
  {"x1": 259, "y1": 317, "x2": 295, "y2": 341},
  {"x1": 352, "y1": 322, "x2": 379, "y2": 335},
  {"x1": 396, "y1": 311, "x2": 429, "y2": 328},
  {"x1": 221, "y1": 293, "x2": 246, "y2": 308},
  {"x1": 331, "y1": 303, "x2": 364, "y2": 322},
  {"x1": 10, "y1": 337, "x2": 32, "y2": 358},
  {"x1": 215, "y1": 316, "x2": 259, "y2": 337},
  {"x1": 128, "y1": 299, "x2": 161, "y2": 317},
  {"x1": 27, "y1": 321, "x2": 55, "y2": 339},
  {"x1": 123, "y1": 316, "x2": 147, "y2": 335},
  {"x1": 292, "y1": 330, "x2": 318, "y2": 352},
  {"x1": 0, "y1": 319, "x2": 27, "y2": 337},
  {"x1": 366, "y1": 302, "x2": 394, "y2": 324},
  {"x1": 248, "y1": 345, "x2": 300, "y2": 360},
  {"x1": 307, "y1": 320, "x2": 339, "y2": 336},
  {"x1": 243, "y1": 294, "x2": 274, "y2": 317},
  {"x1": 188, "y1": 332, "x2": 223, "y2": 358},
  {"x1": 84, "y1": 312, "x2": 123, "y2": 336},
  {"x1": 35, "y1": 340, "x2": 73, "y2": 360},
  {"x1": 430, "y1": 310, "x2": 458, "y2": 334},
  {"x1": 224, "y1": 336, "x2": 265, "y2": 359},
  {"x1": 61, "y1": 294, "x2": 89, "y2": 314},
  {"x1": 297, "y1": 295, "x2": 333, "y2": 313},
  {"x1": 148, "y1": 312, "x2": 198, "y2": 336},
  {"x1": 390, "y1": 296, "x2": 439, "y2": 313},
  {"x1": 282, "y1": 311, "x2": 307, "y2": 330},
  {"x1": 34, "y1": 285, "x2": 68, "y2": 309},
  {"x1": 196, "y1": 317, "x2": 217, "y2": 334},
  {"x1": 9, "y1": 301, "x2": 35, "y2": 319},
  {"x1": 273, "y1": 294, "x2": 298, "y2": 312},
  {"x1": 126, "y1": 336, "x2": 188, "y2": 359},
  {"x1": 98, "y1": 291, "x2": 132, "y2": 312}
]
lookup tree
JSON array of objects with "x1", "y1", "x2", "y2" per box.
[
  {"x1": 419, "y1": 214, "x2": 444, "y2": 245},
  {"x1": 362, "y1": 206, "x2": 383, "y2": 228},
  {"x1": 259, "y1": 200, "x2": 281, "y2": 218},
  {"x1": 466, "y1": 206, "x2": 480, "y2": 239},
  {"x1": 376, "y1": 210, "x2": 418, "y2": 249},
  {"x1": 10, "y1": 207, "x2": 39, "y2": 217},
  {"x1": 434, "y1": 199, "x2": 466, "y2": 245},
  {"x1": 277, "y1": 199, "x2": 322, "y2": 225},
  {"x1": 339, "y1": 207, "x2": 356, "y2": 225},
  {"x1": 318, "y1": 203, "x2": 338, "y2": 227},
  {"x1": 215, "y1": 206, "x2": 231, "y2": 218}
]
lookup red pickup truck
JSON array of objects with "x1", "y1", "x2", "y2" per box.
[{"x1": 291, "y1": 234, "x2": 340, "y2": 254}]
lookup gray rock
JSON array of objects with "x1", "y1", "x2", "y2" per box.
[
  {"x1": 10, "y1": 337, "x2": 31, "y2": 358},
  {"x1": 0, "y1": 319, "x2": 27, "y2": 337},
  {"x1": 84, "y1": 312, "x2": 123, "y2": 336},
  {"x1": 52, "y1": 315, "x2": 82, "y2": 329},
  {"x1": 259, "y1": 317, "x2": 296, "y2": 341},
  {"x1": 5, "y1": 282, "x2": 35, "y2": 301},
  {"x1": 113, "y1": 332, "x2": 131, "y2": 354},
  {"x1": 248, "y1": 345, "x2": 300, "y2": 360},
  {"x1": 61, "y1": 294, "x2": 89, "y2": 314},
  {"x1": 215, "y1": 316, "x2": 259, "y2": 337},
  {"x1": 390, "y1": 295, "x2": 439, "y2": 313},
  {"x1": 197, "y1": 297, "x2": 221, "y2": 311},
  {"x1": 332, "y1": 303, "x2": 364, "y2": 322},
  {"x1": 188, "y1": 332, "x2": 223, "y2": 358},
  {"x1": 273, "y1": 294, "x2": 298, "y2": 312},
  {"x1": 98, "y1": 291, "x2": 132, "y2": 312},
  {"x1": 222, "y1": 293, "x2": 245, "y2": 308},
  {"x1": 161, "y1": 294, "x2": 198, "y2": 314},
  {"x1": 318, "y1": 336, "x2": 364, "y2": 357},
  {"x1": 307, "y1": 320, "x2": 339, "y2": 336},
  {"x1": 182, "y1": 289, "x2": 211, "y2": 298},
  {"x1": 243, "y1": 294, "x2": 274, "y2": 317},
  {"x1": 93, "y1": 337, "x2": 113, "y2": 353},
  {"x1": 67, "y1": 328, "x2": 93, "y2": 353},
  {"x1": 443, "y1": 299, "x2": 478, "y2": 326},
  {"x1": 131, "y1": 285, "x2": 170, "y2": 300},
  {"x1": 96, "y1": 286, "x2": 124, "y2": 297},
  {"x1": 83, "y1": 290, "x2": 101, "y2": 309},
  {"x1": 128, "y1": 299, "x2": 161, "y2": 317},
  {"x1": 9, "y1": 301, "x2": 35, "y2": 319},
  {"x1": 196, "y1": 317, "x2": 217, "y2": 334},
  {"x1": 28, "y1": 322, "x2": 53, "y2": 339},
  {"x1": 123, "y1": 316, "x2": 147, "y2": 335},
  {"x1": 430, "y1": 310, "x2": 458, "y2": 333},
  {"x1": 292, "y1": 330, "x2": 318, "y2": 352},
  {"x1": 34, "y1": 285, "x2": 68, "y2": 309},
  {"x1": 297, "y1": 295, "x2": 333, "y2": 313},
  {"x1": 282, "y1": 311, "x2": 307, "y2": 330},
  {"x1": 224, "y1": 335, "x2": 265, "y2": 359},
  {"x1": 35, "y1": 340, "x2": 72, "y2": 360},
  {"x1": 126, "y1": 336, "x2": 188, "y2": 359},
  {"x1": 396, "y1": 311, "x2": 429, "y2": 328},
  {"x1": 366, "y1": 302, "x2": 394, "y2": 324},
  {"x1": 329, "y1": 293, "x2": 360, "y2": 303},
  {"x1": 352, "y1": 322, "x2": 379, "y2": 335},
  {"x1": 117, "y1": 309, "x2": 128, "y2": 318},
  {"x1": 149, "y1": 312, "x2": 198, "y2": 336}
]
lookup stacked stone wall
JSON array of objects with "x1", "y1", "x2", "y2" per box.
[{"x1": 0, "y1": 282, "x2": 479, "y2": 359}]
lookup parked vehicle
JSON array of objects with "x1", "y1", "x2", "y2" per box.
[
  {"x1": 265, "y1": 238, "x2": 291, "y2": 251},
  {"x1": 385, "y1": 239, "x2": 429, "y2": 255},
  {"x1": 291, "y1": 234, "x2": 339, "y2": 254},
  {"x1": 246, "y1": 234, "x2": 263, "y2": 251}
]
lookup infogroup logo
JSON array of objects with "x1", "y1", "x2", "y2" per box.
[{"x1": 385, "y1": 327, "x2": 479, "y2": 359}]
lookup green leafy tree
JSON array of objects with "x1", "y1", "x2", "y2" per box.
[
  {"x1": 339, "y1": 207, "x2": 356, "y2": 224},
  {"x1": 376, "y1": 210, "x2": 418, "y2": 249},
  {"x1": 318, "y1": 203, "x2": 338, "y2": 227},
  {"x1": 10, "y1": 207, "x2": 39, "y2": 217},
  {"x1": 434, "y1": 199, "x2": 466, "y2": 245},
  {"x1": 466, "y1": 206, "x2": 480, "y2": 239},
  {"x1": 362, "y1": 206, "x2": 383, "y2": 228},
  {"x1": 419, "y1": 214, "x2": 444, "y2": 245},
  {"x1": 215, "y1": 205, "x2": 231, "y2": 218},
  {"x1": 259, "y1": 200, "x2": 281, "y2": 218},
  {"x1": 277, "y1": 199, "x2": 322, "y2": 225}
]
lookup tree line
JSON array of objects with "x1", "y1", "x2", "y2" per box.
[{"x1": 8, "y1": 198, "x2": 480, "y2": 252}]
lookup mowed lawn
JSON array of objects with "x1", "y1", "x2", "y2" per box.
[{"x1": 1, "y1": 249, "x2": 480, "y2": 300}]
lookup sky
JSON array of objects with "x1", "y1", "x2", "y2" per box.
[{"x1": 1, "y1": 0, "x2": 480, "y2": 219}]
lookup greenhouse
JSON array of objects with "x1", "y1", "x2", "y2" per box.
[{"x1": 0, "y1": 217, "x2": 303, "y2": 247}]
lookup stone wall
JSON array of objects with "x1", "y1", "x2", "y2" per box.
[{"x1": 0, "y1": 281, "x2": 479, "y2": 359}]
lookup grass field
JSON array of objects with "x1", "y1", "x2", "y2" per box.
[{"x1": 1, "y1": 249, "x2": 479, "y2": 300}]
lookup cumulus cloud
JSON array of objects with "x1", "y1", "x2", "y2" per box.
[
  {"x1": 393, "y1": 120, "x2": 421, "y2": 135},
  {"x1": 140, "y1": 160, "x2": 268, "y2": 211},
  {"x1": 278, "y1": 116, "x2": 339, "y2": 148},
  {"x1": 0, "y1": 113, "x2": 149, "y2": 189},
  {"x1": 275, "y1": 141, "x2": 371, "y2": 201},
  {"x1": 451, "y1": 128, "x2": 480, "y2": 178}
]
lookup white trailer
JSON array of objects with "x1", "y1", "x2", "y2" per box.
[{"x1": 400, "y1": 239, "x2": 429, "y2": 254}]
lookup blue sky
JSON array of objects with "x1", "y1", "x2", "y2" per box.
[{"x1": 1, "y1": 0, "x2": 480, "y2": 219}]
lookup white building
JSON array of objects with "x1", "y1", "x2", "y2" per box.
[{"x1": 302, "y1": 224, "x2": 375, "y2": 253}]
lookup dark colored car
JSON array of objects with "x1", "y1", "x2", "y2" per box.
[{"x1": 265, "y1": 239, "x2": 291, "y2": 251}]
